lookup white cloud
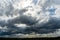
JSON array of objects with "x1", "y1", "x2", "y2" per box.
[{"x1": 14, "y1": 24, "x2": 30, "y2": 28}]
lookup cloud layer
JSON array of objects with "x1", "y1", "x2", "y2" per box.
[{"x1": 0, "y1": 0, "x2": 60, "y2": 37}]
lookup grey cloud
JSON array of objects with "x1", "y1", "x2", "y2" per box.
[
  {"x1": 0, "y1": 0, "x2": 60, "y2": 37},
  {"x1": 4, "y1": 16, "x2": 60, "y2": 34}
]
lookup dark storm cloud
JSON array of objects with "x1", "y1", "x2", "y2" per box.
[
  {"x1": 29, "y1": 17, "x2": 59, "y2": 34},
  {"x1": 9, "y1": 15, "x2": 37, "y2": 25},
  {"x1": 4, "y1": 16, "x2": 60, "y2": 34}
]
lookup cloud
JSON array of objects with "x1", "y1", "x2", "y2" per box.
[{"x1": 0, "y1": 0, "x2": 60, "y2": 37}]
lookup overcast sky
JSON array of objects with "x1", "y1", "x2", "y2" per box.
[{"x1": 0, "y1": 0, "x2": 60, "y2": 37}]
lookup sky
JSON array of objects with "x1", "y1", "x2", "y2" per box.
[{"x1": 0, "y1": 0, "x2": 60, "y2": 38}]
